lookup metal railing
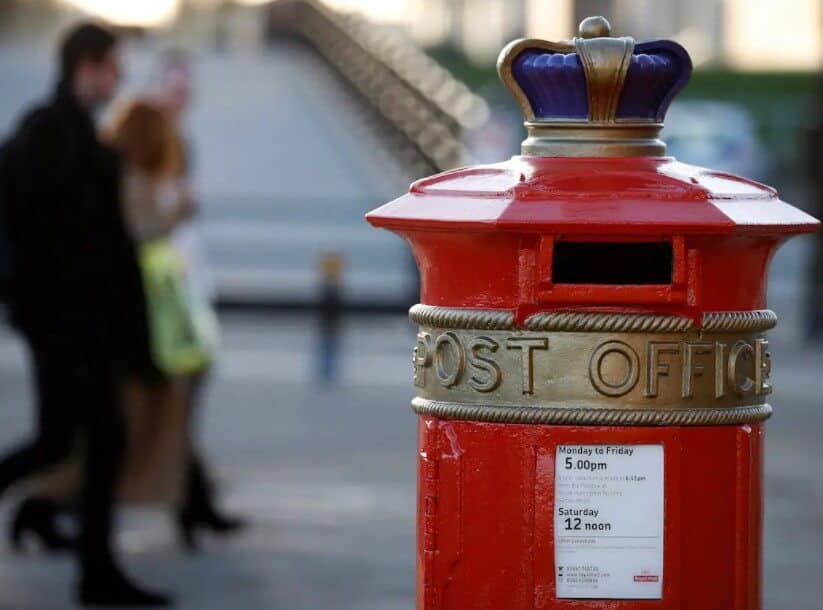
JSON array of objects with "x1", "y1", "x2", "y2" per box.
[{"x1": 266, "y1": 0, "x2": 489, "y2": 175}]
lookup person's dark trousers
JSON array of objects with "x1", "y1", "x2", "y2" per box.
[{"x1": 0, "y1": 335, "x2": 124, "y2": 575}]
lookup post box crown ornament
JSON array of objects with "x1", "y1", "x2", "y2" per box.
[
  {"x1": 368, "y1": 16, "x2": 818, "y2": 610},
  {"x1": 501, "y1": 15, "x2": 690, "y2": 156}
]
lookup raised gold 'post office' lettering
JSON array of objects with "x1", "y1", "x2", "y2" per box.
[
  {"x1": 468, "y1": 336, "x2": 502, "y2": 393},
  {"x1": 755, "y1": 338, "x2": 772, "y2": 396},
  {"x1": 714, "y1": 341, "x2": 727, "y2": 398},
  {"x1": 506, "y1": 337, "x2": 548, "y2": 395},
  {"x1": 413, "y1": 331, "x2": 432, "y2": 388},
  {"x1": 410, "y1": 322, "x2": 774, "y2": 409},
  {"x1": 434, "y1": 331, "x2": 464, "y2": 388},
  {"x1": 728, "y1": 340, "x2": 755, "y2": 396},
  {"x1": 644, "y1": 341, "x2": 680, "y2": 398},
  {"x1": 681, "y1": 342, "x2": 713, "y2": 399},
  {"x1": 588, "y1": 340, "x2": 639, "y2": 397}
]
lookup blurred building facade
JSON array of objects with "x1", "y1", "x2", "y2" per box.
[
  {"x1": 4, "y1": 1, "x2": 821, "y2": 72},
  {"x1": 393, "y1": 0, "x2": 822, "y2": 70}
]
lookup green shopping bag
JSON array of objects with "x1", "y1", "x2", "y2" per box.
[{"x1": 140, "y1": 240, "x2": 218, "y2": 376}]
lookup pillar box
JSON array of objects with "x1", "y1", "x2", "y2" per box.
[{"x1": 366, "y1": 16, "x2": 819, "y2": 610}]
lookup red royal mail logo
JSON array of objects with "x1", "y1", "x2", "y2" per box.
[{"x1": 633, "y1": 575, "x2": 660, "y2": 583}]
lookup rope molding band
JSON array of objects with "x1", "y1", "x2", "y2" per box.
[
  {"x1": 411, "y1": 397, "x2": 773, "y2": 426},
  {"x1": 526, "y1": 311, "x2": 694, "y2": 333},
  {"x1": 408, "y1": 304, "x2": 515, "y2": 330},
  {"x1": 701, "y1": 310, "x2": 778, "y2": 332},
  {"x1": 408, "y1": 304, "x2": 777, "y2": 333}
]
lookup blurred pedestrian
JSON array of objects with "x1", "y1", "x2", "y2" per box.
[
  {"x1": 152, "y1": 49, "x2": 246, "y2": 547},
  {"x1": 107, "y1": 96, "x2": 243, "y2": 549},
  {"x1": 0, "y1": 22, "x2": 170, "y2": 606},
  {"x1": 9, "y1": 52, "x2": 242, "y2": 558}
]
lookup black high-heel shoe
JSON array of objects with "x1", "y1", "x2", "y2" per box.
[
  {"x1": 78, "y1": 556, "x2": 173, "y2": 607},
  {"x1": 178, "y1": 456, "x2": 247, "y2": 551},
  {"x1": 9, "y1": 497, "x2": 74, "y2": 553},
  {"x1": 177, "y1": 507, "x2": 246, "y2": 552}
]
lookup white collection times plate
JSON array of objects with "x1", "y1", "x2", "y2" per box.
[{"x1": 554, "y1": 444, "x2": 664, "y2": 599}]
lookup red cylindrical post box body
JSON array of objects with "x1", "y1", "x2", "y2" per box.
[
  {"x1": 368, "y1": 16, "x2": 818, "y2": 610},
  {"x1": 417, "y1": 420, "x2": 764, "y2": 609}
]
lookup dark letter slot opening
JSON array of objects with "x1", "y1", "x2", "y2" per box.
[{"x1": 551, "y1": 242, "x2": 673, "y2": 285}]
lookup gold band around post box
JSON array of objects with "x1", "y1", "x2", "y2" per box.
[{"x1": 409, "y1": 305, "x2": 777, "y2": 426}]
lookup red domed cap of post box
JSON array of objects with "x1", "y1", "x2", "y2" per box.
[{"x1": 366, "y1": 17, "x2": 819, "y2": 324}]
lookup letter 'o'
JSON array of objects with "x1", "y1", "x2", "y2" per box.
[
  {"x1": 435, "y1": 332, "x2": 465, "y2": 387},
  {"x1": 589, "y1": 340, "x2": 640, "y2": 397}
]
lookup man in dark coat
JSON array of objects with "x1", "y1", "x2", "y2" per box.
[{"x1": 0, "y1": 23, "x2": 170, "y2": 606}]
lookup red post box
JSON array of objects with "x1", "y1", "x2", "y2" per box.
[{"x1": 366, "y1": 16, "x2": 819, "y2": 610}]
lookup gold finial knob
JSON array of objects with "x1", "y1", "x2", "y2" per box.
[{"x1": 579, "y1": 16, "x2": 611, "y2": 39}]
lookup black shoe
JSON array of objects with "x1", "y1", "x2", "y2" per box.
[
  {"x1": 78, "y1": 561, "x2": 173, "y2": 607},
  {"x1": 9, "y1": 497, "x2": 74, "y2": 553},
  {"x1": 177, "y1": 508, "x2": 247, "y2": 552}
]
